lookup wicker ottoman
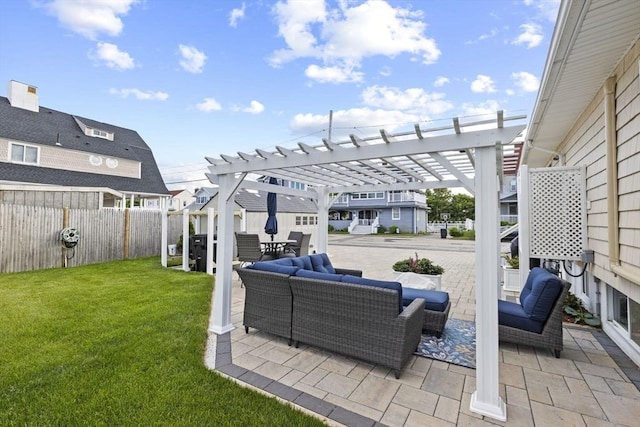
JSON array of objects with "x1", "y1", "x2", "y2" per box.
[{"x1": 402, "y1": 288, "x2": 451, "y2": 337}]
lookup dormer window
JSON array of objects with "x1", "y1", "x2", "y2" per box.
[{"x1": 73, "y1": 116, "x2": 114, "y2": 141}]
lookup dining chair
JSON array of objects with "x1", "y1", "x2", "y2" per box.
[
  {"x1": 282, "y1": 231, "x2": 304, "y2": 255},
  {"x1": 235, "y1": 232, "x2": 274, "y2": 266},
  {"x1": 295, "y1": 233, "x2": 311, "y2": 256}
]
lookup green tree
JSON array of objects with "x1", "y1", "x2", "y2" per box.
[
  {"x1": 426, "y1": 189, "x2": 453, "y2": 221},
  {"x1": 451, "y1": 193, "x2": 475, "y2": 221}
]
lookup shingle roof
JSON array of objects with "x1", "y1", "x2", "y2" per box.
[
  {"x1": 0, "y1": 96, "x2": 168, "y2": 195},
  {"x1": 198, "y1": 188, "x2": 317, "y2": 213}
]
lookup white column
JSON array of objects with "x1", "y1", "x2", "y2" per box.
[
  {"x1": 470, "y1": 144, "x2": 506, "y2": 421},
  {"x1": 182, "y1": 209, "x2": 190, "y2": 272},
  {"x1": 315, "y1": 187, "x2": 329, "y2": 254},
  {"x1": 161, "y1": 209, "x2": 168, "y2": 267},
  {"x1": 206, "y1": 208, "x2": 215, "y2": 275},
  {"x1": 209, "y1": 174, "x2": 236, "y2": 334},
  {"x1": 518, "y1": 165, "x2": 531, "y2": 283}
]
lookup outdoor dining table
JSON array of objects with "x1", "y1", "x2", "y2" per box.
[{"x1": 260, "y1": 239, "x2": 296, "y2": 258}]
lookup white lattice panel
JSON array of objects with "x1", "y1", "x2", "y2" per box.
[{"x1": 529, "y1": 166, "x2": 586, "y2": 260}]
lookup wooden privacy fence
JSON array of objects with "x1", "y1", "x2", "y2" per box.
[{"x1": 0, "y1": 204, "x2": 183, "y2": 273}]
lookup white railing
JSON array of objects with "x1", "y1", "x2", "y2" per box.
[
  {"x1": 348, "y1": 217, "x2": 358, "y2": 233},
  {"x1": 387, "y1": 191, "x2": 426, "y2": 203},
  {"x1": 371, "y1": 216, "x2": 380, "y2": 233}
]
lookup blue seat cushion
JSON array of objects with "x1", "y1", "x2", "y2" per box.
[
  {"x1": 520, "y1": 268, "x2": 563, "y2": 322},
  {"x1": 294, "y1": 269, "x2": 344, "y2": 282},
  {"x1": 342, "y1": 275, "x2": 403, "y2": 313},
  {"x1": 402, "y1": 288, "x2": 449, "y2": 312},
  {"x1": 498, "y1": 299, "x2": 544, "y2": 333},
  {"x1": 309, "y1": 253, "x2": 336, "y2": 274},
  {"x1": 247, "y1": 261, "x2": 299, "y2": 275}
]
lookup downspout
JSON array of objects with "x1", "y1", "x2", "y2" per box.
[{"x1": 604, "y1": 76, "x2": 640, "y2": 284}]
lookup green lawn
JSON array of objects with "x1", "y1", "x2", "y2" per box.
[{"x1": 0, "y1": 258, "x2": 324, "y2": 426}]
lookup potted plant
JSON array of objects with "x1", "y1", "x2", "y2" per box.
[
  {"x1": 392, "y1": 252, "x2": 444, "y2": 289},
  {"x1": 502, "y1": 255, "x2": 521, "y2": 291}
]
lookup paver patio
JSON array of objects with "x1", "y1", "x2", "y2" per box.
[{"x1": 207, "y1": 234, "x2": 640, "y2": 426}]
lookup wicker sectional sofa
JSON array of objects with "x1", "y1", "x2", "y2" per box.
[{"x1": 237, "y1": 253, "x2": 427, "y2": 378}]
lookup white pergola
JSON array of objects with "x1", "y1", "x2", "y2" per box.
[{"x1": 205, "y1": 111, "x2": 526, "y2": 421}]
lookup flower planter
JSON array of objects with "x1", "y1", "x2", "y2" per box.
[
  {"x1": 393, "y1": 271, "x2": 442, "y2": 291},
  {"x1": 502, "y1": 266, "x2": 521, "y2": 292}
]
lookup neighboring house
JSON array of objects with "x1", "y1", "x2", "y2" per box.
[
  {"x1": 521, "y1": 2, "x2": 639, "y2": 365},
  {"x1": 188, "y1": 187, "x2": 218, "y2": 211},
  {"x1": 499, "y1": 175, "x2": 518, "y2": 224},
  {"x1": 329, "y1": 190, "x2": 428, "y2": 234},
  {"x1": 168, "y1": 189, "x2": 194, "y2": 211},
  {"x1": 192, "y1": 186, "x2": 319, "y2": 250},
  {"x1": 0, "y1": 80, "x2": 169, "y2": 209}
]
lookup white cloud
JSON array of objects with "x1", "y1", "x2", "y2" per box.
[
  {"x1": 290, "y1": 107, "x2": 420, "y2": 139},
  {"x1": 196, "y1": 98, "x2": 222, "y2": 112},
  {"x1": 360, "y1": 85, "x2": 453, "y2": 115},
  {"x1": 434, "y1": 76, "x2": 449, "y2": 87},
  {"x1": 92, "y1": 42, "x2": 135, "y2": 70},
  {"x1": 460, "y1": 100, "x2": 502, "y2": 119},
  {"x1": 269, "y1": 0, "x2": 440, "y2": 83},
  {"x1": 305, "y1": 64, "x2": 364, "y2": 83},
  {"x1": 470, "y1": 75, "x2": 497, "y2": 93},
  {"x1": 505, "y1": 89, "x2": 515, "y2": 96},
  {"x1": 109, "y1": 88, "x2": 168, "y2": 100},
  {"x1": 229, "y1": 3, "x2": 246, "y2": 27},
  {"x1": 512, "y1": 23, "x2": 543, "y2": 48},
  {"x1": 512, "y1": 71, "x2": 539, "y2": 92},
  {"x1": 178, "y1": 44, "x2": 207, "y2": 73},
  {"x1": 41, "y1": 0, "x2": 139, "y2": 40},
  {"x1": 524, "y1": 0, "x2": 561, "y2": 22},
  {"x1": 242, "y1": 100, "x2": 265, "y2": 114}
]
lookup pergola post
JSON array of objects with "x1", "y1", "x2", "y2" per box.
[
  {"x1": 209, "y1": 173, "x2": 237, "y2": 334},
  {"x1": 470, "y1": 144, "x2": 506, "y2": 421},
  {"x1": 206, "y1": 207, "x2": 215, "y2": 275},
  {"x1": 316, "y1": 187, "x2": 330, "y2": 254}
]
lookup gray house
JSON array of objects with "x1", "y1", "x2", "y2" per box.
[
  {"x1": 0, "y1": 81, "x2": 169, "y2": 209},
  {"x1": 329, "y1": 190, "x2": 428, "y2": 234}
]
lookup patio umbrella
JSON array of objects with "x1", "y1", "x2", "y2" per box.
[{"x1": 264, "y1": 177, "x2": 278, "y2": 241}]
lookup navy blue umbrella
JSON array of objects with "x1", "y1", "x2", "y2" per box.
[{"x1": 264, "y1": 177, "x2": 278, "y2": 240}]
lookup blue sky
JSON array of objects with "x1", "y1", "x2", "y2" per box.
[{"x1": 0, "y1": 0, "x2": 560, "y2": 191}]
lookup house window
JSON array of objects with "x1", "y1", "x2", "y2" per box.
[
  {"x1": 196, "y1": 196, "x2": 209, "y2": 204},
  {"x1": 392, "y1": 207, "x2": 400, "y2": 220},
  {"x1": 352, "y1": 192, "x2": 384, "y2": 200},
  {"x1": 296, "y1": 216, "x2": 301, "y2": 225},
  {"x1": 10, "y1": 143, "x2": 38, "y2": 164}
]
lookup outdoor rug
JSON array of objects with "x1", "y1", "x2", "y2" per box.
[{"x1": 414, "y1": 318, "x2": 476, "y2": 369}]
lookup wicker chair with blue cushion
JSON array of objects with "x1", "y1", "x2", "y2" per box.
[{"x1": 498, "y1": 267, "x2": 571, "y2": 358}]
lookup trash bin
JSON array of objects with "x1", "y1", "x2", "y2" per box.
[
  {"x1": 168, "y1": 244, "x2": 177, "y2": 256},
  {"x1": 440, "y1": 228, "x2": 447, "y2": 239},
  {"x1": 189, "y1": 234, "x2": 217, "y2": 272}
]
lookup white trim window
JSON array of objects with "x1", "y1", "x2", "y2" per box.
[
  {"x1": 392, "y1": 207, "x2": 400, "y2": 220},
  {"x1": 10, "y1": 142, "x2": 39, "y2": 165}
]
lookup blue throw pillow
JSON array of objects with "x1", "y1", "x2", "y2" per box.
[
  {"x1": 521, "y1": 268, "x2": 563, "y2": 322},
  {"x1": 295, "y1": 269, "x2": 344, "y2": 282},
  {"x1": 342, "y1": 275, "x2": 403, "y2": 312},
  {"x1": 294, "y1": 255, "x2": 313, "y2": 271},
  {"x1": 309, "y1": 253, "x2": 336, "y2": 274}
]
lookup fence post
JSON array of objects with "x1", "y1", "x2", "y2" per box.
[
  {"x1": 61, "y1": 207, "x2": 69, "y2": 267},
  {"x1": 123, "y1": 208, "x2": 130, "y2": 260}
]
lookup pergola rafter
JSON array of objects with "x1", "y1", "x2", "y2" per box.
[{"x1": 205, "y1": 111, "x2": 527, "y2": 422}]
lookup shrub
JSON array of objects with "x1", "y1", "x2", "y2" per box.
[
  {"x1": 328, "y1": 224, "x2": 335, "y2": 232},
  {"x1": 388, "y1": 225, "x2": 399, "y2": 234},
  {"x1": 449, "y1": 227, "x2": 463, "y2": 237},
  {"x1": 504, "y1": 255, "x2": 519, "y2": 268},
  {"x1": 377, "y1": 225, "x2": 387, "y2": 234},
  {"x1": 392, "y1": 252, "x2": 444, "y2": 275},
  {"x1": 176, "y1": 220, "x2": 195, "y2": 251},
  {"x1": 462, "y1": 229, "x2": 475, "y2": 240}
]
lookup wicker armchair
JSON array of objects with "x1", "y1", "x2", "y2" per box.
[{"x1": 499, "y1": 271, "x2": 570, "y2": 358}]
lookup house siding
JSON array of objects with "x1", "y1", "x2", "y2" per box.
[
  {"x1": 0, "y1": 138, "x2": 140, "y2": 178},
  {"x1": 559, "y1": 41, "x2": 639, "y2": 304}
]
